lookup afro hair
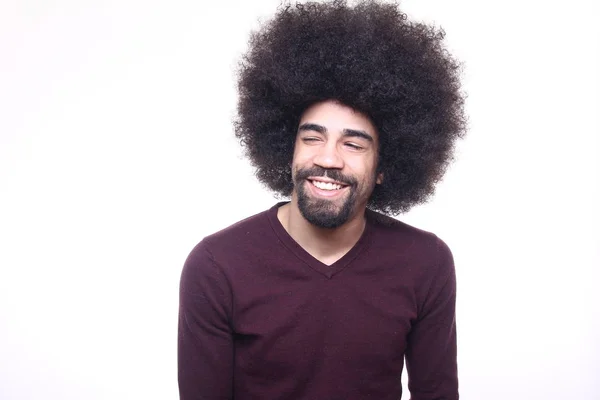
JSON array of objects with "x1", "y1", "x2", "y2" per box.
[{"x1": 235, "y1": 0, "x2": 466, "y2": 215}]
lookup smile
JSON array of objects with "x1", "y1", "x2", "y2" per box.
[
  {"x1": 306, "y1": 179, "x2": 350, "y2": 198},
  {"x1": 310, "y1": 180, "x2": 345, "y2": 191}
]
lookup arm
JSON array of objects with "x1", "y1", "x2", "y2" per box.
[
  {"x1": 405, "y1": 237, "x2": 458, "y2": 400},
  {"x1": 178, "y1": 242, "x2": 234, "y2": 400}
]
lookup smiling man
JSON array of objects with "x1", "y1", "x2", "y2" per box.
[
  {"x1": 178, "y1": 1, "x2": 466, "y2": 399},
  {"x1": 293, "y1": 102, "x2": 380, "y2": 221}
]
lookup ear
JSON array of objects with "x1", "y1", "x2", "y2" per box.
[{"x1": 376, "y1": 172, "x2": 384, "y2": 185}]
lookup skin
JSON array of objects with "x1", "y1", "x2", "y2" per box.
[{"x1": 277, "y1": 100, "x2": 383, "y2": 265}]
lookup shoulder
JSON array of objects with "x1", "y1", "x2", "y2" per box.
[
  {"x1": 186, "y1": 205, "x2": 277, "y2": 268},
  {"x1": 204, "y1": 208, "x2": 271, "y2": 246},
  {"x1": 366, "y1": 209, "x2": 454, "y2": 273},
  {"x1": 367, "y1": 209, "x2": 447, "y2": 247}
]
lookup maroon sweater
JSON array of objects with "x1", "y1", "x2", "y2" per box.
[{"x1": 178, "y1": 203, "x2": 458, "y2": 399}]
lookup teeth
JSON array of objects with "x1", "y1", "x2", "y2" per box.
[{"x1": 312, "y1": 180, "x2": 343, "y2": 190}]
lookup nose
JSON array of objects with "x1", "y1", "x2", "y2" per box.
[{"x1": 313, "y1": 142, "x2": 344, "y2": 170}]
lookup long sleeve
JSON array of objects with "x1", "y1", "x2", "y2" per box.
[
  {"x1": 405, "y1": 237, "x2": 458, "y2": 400},
  {"x1": 178, "y1": 242, "x2": 234, "y2": 400}
]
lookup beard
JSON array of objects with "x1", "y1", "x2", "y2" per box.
[{"x1": 294, "y1": 166, "x2": 360, "y2": 229}]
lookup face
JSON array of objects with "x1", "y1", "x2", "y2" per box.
[{"x1": 291, "y1": 100, "x2": 382, "y2": 229}]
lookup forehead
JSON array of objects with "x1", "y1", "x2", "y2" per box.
[{"x1": 298, "y1": 101, "x2": 378, "y2": 138}]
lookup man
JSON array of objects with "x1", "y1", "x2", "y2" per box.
[{"x1": 178, "y1": 1, "x2": 466, "y2": 399}]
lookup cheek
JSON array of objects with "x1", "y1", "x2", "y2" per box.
[
  {"x1": 291, "y1": 146, "x2": 313, "y2": 167},
  {"x1": 348, "y1": 156, "x2": 378, "y2": 179}
]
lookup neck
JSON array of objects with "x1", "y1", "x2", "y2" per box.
[{"x1": 277, "y1": 195, "x2": 367, "y2": 265}]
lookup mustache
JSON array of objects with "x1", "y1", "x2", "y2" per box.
[{"x1": 294, "y1": 166, "x2": 357, "y2": 186}]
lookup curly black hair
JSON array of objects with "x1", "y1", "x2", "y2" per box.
[{"x1": 235, "y1": 0, "x2": 466, "y2": 215}]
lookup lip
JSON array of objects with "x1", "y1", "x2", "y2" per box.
[{"x1": 305, "y1": 179, "x2": 349, "y2": 199}]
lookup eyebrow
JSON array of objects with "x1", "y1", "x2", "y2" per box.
[{"x1": 298, "y1": 123, "x2": 374, "y2": 143}]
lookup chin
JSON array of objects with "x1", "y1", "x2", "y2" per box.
[
  {"x1": 298, "y1": 194, "x2": 356, "y2": 229},
  {"x1": 302, "y1": 210, "x2": 349, "y2": 229}
]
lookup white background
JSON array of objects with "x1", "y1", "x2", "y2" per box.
[{"x1": 1, "y1": 0, "x2": 598, "y2": 399}]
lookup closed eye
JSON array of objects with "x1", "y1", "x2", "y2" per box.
[
  {"x1": 302, "y1": 136, "x2": 321, "y2": 143},
  {"x1": 345, "y1": 142, "x2": 364, "y2": 150}
]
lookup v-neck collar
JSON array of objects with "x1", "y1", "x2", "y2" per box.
[{"x1": 266, "y1": 202, "x2": 373, "y2": 279}]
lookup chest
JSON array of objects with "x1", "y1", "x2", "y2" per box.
[{"x1": 231, "y1": 270, "x2": 418, "y2": 373}]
